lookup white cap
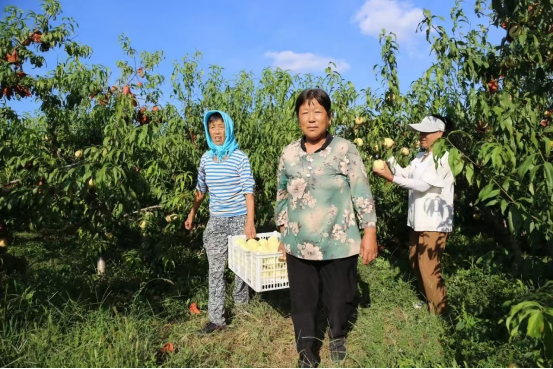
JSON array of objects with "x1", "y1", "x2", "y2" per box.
[{"x1": 407, "y1": 116, "x2": 445, "y2": 133}]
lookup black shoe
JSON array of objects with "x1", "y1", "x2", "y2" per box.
[
  {"x1": 298, "y1": 358, "x2": 319, "y2": 368},
  {"x1": 197, "y1": 321, "x2": 226, "y2": 335},
  {"x1": 330, "y1": 337, "x2": 347, "y2": 363},
  {"x1": 298, "y1": 353, "x2": 319, "y2": 368}
]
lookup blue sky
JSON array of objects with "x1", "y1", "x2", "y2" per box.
[{"x1": 10, "y1": 0, "x2": 503, "y2": 112}]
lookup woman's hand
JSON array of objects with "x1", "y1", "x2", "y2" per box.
[
  {"x1": 372, "y1": 161, "x2": 394, "y2": 182},
  {"x1": 244, "y1": 193, "x2": 256, "y2": 239},
  {"x1": 244, "y1": 220, "x2": 257, "y2": 240},
  {"x1": 278, "y1": 242, "x2": 286, "y2": 261},
  {"x1": 184, "y1": 213, "x2": 195, "y2": 231},
  {"x1": 360, "y1": 228, "x2": 378, "y2": 265},
  {"x1": 277, "y1": 225, "x2": 286, "y2": 261},
  {"x1": 185, "y1": 191, "x2": 205, "y2": 231}
]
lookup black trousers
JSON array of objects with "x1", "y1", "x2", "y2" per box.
[{"x1": 286, "y1": 254, "x2": 358, "y2": 364}]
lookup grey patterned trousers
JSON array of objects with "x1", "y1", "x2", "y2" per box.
[{"x1": 203, "y1": 214, "x2": 250, "y2": 325}]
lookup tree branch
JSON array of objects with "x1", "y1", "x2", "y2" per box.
[
  {"x1": 5, "y1": 179, "x2": 20, "y2": 186},
  {"x1": 123, "y1": 205, "x2": 162, "y2": 218},
  {"x1": 1, "y1": 162, "x2": 85, "y2": 188}
]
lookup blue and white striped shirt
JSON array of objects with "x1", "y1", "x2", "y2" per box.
[{"x1": 196, "y1": 150, "x2": 255, "y2": 217}]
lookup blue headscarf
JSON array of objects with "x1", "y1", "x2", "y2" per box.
[{"x1": 203, "y1": 110, "x2": 239, "y2": 162}]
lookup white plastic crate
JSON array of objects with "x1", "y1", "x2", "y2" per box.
[{"x1": 227, "y1": 231, "x2": 289, "y2": 293}]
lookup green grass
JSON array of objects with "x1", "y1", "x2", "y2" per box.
[{"x1": 0, "y1": 232, "x2": 541, "y2": 367}]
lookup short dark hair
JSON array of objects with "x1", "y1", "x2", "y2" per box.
[
  {"x1": 430, "y1": 114, "x2": 455, "y2": 137},
  {"x1": 295, "y1": 89, "x2": 332, "y2": 118},
  {"x1": 208, "y1": 112, "x2": 223, "y2": 125}
]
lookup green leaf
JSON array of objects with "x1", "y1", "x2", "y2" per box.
[
  {"x1": 500, "y1": 200, "x2": 509, "y2": 214},
  {"x1": 517, "y1": 155, "x2": 534, "y2": 179},
  {"x1": 483, "y1": 190, "x2": 500, "y2": 201},
  {"x1": 478, "y1": 183, "x2": 495, "y2": 203},
  {"x1": 519, "y1": 32, "x2": 527, "y2": 46},
  {"x1": 544, "y1": 162, "x2": 553, "y2": 193},
  {"x1": 138, "y1": 125, "x2": 149, "y2": 146},
  {"x1": 454, "y1": 159, "x2": 464, "y2": 177},
  {"x1": 529, "y1": 164, "x2": 543, "y2": 183},
  {"x1": 456, "y1": 321, "x2": 465, "y2": 331},
  {"x1": 508, "y1": 206, "x2": 522, "y2": 237},
  {"x1": 492, "y1": 106, "x2": 503, "y2": 116},
  {"x1": 502, "y1": 179, "x2": 510, "y2": 193},
  {"x1": 526, "y1": 311, "x2": 544, "y2": 339},
  {"x1": 466, "y1": 163, "x2": 474, "y2": 185}
]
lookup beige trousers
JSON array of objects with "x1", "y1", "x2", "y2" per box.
[{"x1": 409, "y1": 230, "x2": 448, "y2": 315}]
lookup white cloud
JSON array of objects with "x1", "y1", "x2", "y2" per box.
[
  {"x1": 352, "y1": 0, "x2": 424, "y2": 43},
  {"x1": 264, "y1": 51, "x2": 350, "y2": 73}
]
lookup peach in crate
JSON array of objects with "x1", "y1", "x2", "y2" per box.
[{"x1": 228, "y1": 231, "x2": 289, "y2": 293}]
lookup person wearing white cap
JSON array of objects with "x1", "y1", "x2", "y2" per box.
[{"x1": 373, "y1": 114, "x2": 454, "y2": 315}]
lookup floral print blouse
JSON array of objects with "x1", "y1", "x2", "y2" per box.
[{"x1": 274, "y1": 134, "x2": 377, "y2": 261}]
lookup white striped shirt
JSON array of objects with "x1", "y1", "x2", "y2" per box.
[{"x1": 196, "y1": 150, "x2": 255, "y2": 217}]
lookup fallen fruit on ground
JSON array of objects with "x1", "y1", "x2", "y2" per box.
[
  {"x1": 160, "y1": 342, "x2": 174, "y2": 354},
  {"x1": 189, "y1": 303, "x2": 200, "y2": 315}
]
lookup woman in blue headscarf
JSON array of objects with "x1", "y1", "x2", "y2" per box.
[{"x1": 185, "y1": 110, "x2": 257, "y2": 334}]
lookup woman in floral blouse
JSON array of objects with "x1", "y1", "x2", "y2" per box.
[{"x1": 275, "y1": 88, "x2": 378, "y2": 367}]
